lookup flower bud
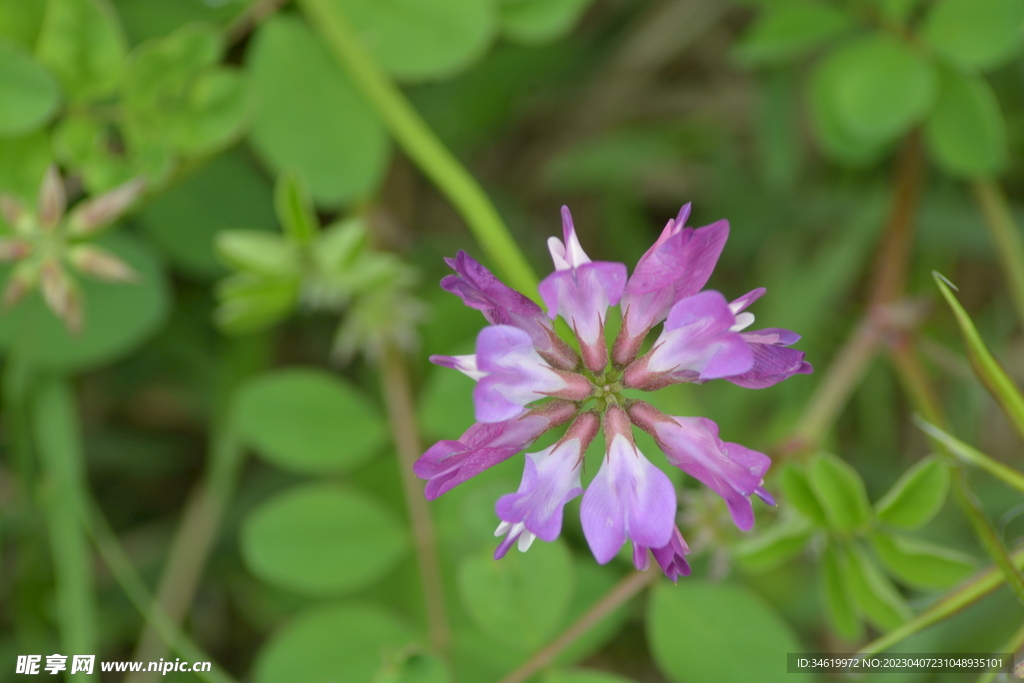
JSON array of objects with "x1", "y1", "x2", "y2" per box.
[{"x1": 67, "y1": 245, "x2": 140, "y2": 283}]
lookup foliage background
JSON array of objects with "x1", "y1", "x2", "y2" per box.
[{"x1": 1, "y1": 0, "x2": 1023, "y2": 682}]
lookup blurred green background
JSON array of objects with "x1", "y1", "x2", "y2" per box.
[{"x1": 1, "y1": 0, "x2": 1024, "y2": 682}]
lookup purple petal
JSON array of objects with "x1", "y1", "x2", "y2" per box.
[
  {"x1": 473, "y1": 325, "x2": 569, "y2": 422},
  {"x1": 651, "y1": 527, "x2": 692, "y2": 582},
  {"x1": 725, "y1": 330, "x2": 813, "y2": 389},
  {"x1": 728, "y1": 288, "x2": 766, "y2": 314},
  {"x1": 441, "y1": 251, "x2": 577, "y2": 368},
  {"x1": 628, "y1": 403, "x2": 770, "y2": 531},
  {"x1": 580, "y1": 434, "x2": 676, "y2": 563},
  {"x1": 414, "y1": 402, "x2": 576, "y2": 499},
  {"x1": 627, "y1": 291, "x2": 753, "y2": 387}
]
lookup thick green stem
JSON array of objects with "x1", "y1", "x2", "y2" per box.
[
  {"x1": 31, "y1": 375, "x2": 96, "y2": 683},
  {"x1": 859, "y1": 547, "x2": 1024, "y2": 655},
  {"x1": 296, "y1": 0, "x2": 540, "y2": 297},
  {"x1": 973, "y1": 179, "x2": 1024, "y2": 328}
]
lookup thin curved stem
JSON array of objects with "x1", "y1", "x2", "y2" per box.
[
  {"x1": 497, "y1": 570, "x2": 659, "y2": 683},
  {"x1": 296, "y1": 0, "x2": 540, "y2": 297},
  {"x1": 973, "y1": 179, "x2": 1024, "y2": 328},
  {"x1": 858, "y1": 546, "x2": 1024, "y2": 656},
  {"x1": 380, "y1": 345, "x2": 450, "y2": 657}
]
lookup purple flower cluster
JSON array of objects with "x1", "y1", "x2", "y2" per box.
[{"x1": 414, "y1": 205, "x2": 811, "y2": 580}]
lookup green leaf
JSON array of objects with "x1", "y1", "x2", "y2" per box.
[
  {"x1": 51, "y1": 113, "x2": 137, "y2": 194},
  {"x1": 216, "y1": 231, "x2": 301, "y2": 278},
  {"x1": 374, "y1": 652, "x2": 451, "y2": 683},
  {"x1": 807, "y1": 52, "x2": 888, "y2": 166},
  {"x1": 457, "y1": 539, "x2": 574, "y2": 651},
  {"x1": 818, "y1": 35, "x2": 936, "y2": 145},
  {"x1": 733, "y1": 515, "x2": 814, "y2": 572},
  {"x1": 331, "y1": 0, "x2": 496, "y2": 81},
  {"x1": 932, "y1": 273, "x2": 1024, "y2": 437},
  {"x1": 843, "y1": 541, "x2": 911, "y2": 632},
  {"x1": 875, "y1": 455, "x2": 950, "y2": 530},
  {"x1": 215, "y1": 274, "x2": 299, "y2": 334},
  {"x1": 275, "y1": 171, "x2": 319, "y2": 245},
  {"x1": 820, "y1": 542, "x2": 862, "y2": 641},
  {"x1": 234, "y1": 368, "x2": 387, "y2": 475},
  {"x1": 647, "y1": 580, "x2": 801, "y2": 683},
  {"x1": 0, "y1": 42, "x2": 60, "y2": 136},
  {"x1": 0, "y1": 130, "x2": 51, "y2": 202},
  {"x1": 0, "y1": 233, "x2": 169, "y2": 371},
  {"x1": 121, "y1": 23, "x2": 247, "y2": 157},
  {"x1": 138, "y1": 150, "x2": 278, "y2": 278},
  {"x1": 498, "y1": 0, "x2": 593, "y2": 45},
  {"x1": 924, "y1": 0, "x2": 1024, "y2": 70},
  {"x1": 870, "y1": 532, "x2": 977, "y2": 589},
  {"x1": 915, "y1": 417, "x2": 1024, "y2": 495},
  {"x1": 253, "y1": 603, "x2": 415, "y2": 683},
  {"x1": 924, "y1": 67, "x2": 1007, "y2": 178},
  {"x1": 0, "y1": 0, "x2": 47, "y2": 48},
  {"x1": 542, "y1": 669, "x2": 637, "y2": 683},
  {"x1": 36, "y1": 0, "x2": 127, "y2": 102},
  {"x1": 734, "y1": 0, "x2": 854, "y2": 65},
  {"x1": 247, "y1": 15, "x2": 389, "y2": 207},
  {"x1": 875, "y1": 0, "x2": 920, "y2": 25},
  {"x1": 242, "y1": 483, "x2": 408, "y2": 595},
  {"x1": 808, "y1": 453, "x2": 873, "y2": 532},
  {"x1": 778, "y1": 463, "x2": 828, "y2": 527}
]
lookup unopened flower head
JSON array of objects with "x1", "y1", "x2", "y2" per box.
[
  {"x1": 415, "y1": 205, "x2": 811, "y2": 580},
  {"x1": 0, "y1": 166, "x2": 146, "y2": 334}
]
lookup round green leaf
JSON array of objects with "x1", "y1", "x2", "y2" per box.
[
  {"x1": 234, "y1": 367, "x2": 387, "y2": 474},
  {"x1": 647, "y1": 580, "x2": 801, "y2": 683},
  {"x1": 870, "y1": 532, "x2": 976, "y2": 589},
  {"x1": 254, "y1": 603, "x2": 416, "y2": 683},
  {"x1": 808, "y1": 452, "x2": 873, "y2": 532},
  {"x1": 499, "y1": 0, "x2": 593, "y2": 45},
  {"x1": 820, "y1": 36, "x2": 936, "y2": 145},
  {"x1": 457, "y1": 539, "x2": 574, "y2": 651},
  {"x1": 875, "y1": 455, "x2": 950, "y2": 530},
  {"x1": 36, "y1": 0, "x2": 127, "y2": 102},
  {"x1": 807, "y1": 54, "x2": 888, "y2": 166},
  {"x1": 924, "y1": 66, "x2": 1007, "y2": 178},
  {"x1": 734, "y1": 0, "x2": 854, "y2": 66},
  {"x1": 138, "y1": 150, "x2": 277, "y2": 278},
  {"x1": 0, "y1": 233, "x2": 169, "y2": 371},
  {"x1": 247, "y1": 15, "x2": 389, "y2": 207},
  {"x1": 0, "y1": 42, "x2": 60, "y2": 135},
  {"x1": 925, "y1": 0, "x2": 1024, "y2": 70},
  {"x1": 332, "y1": 0, "x2": 497, "y2": 82},
  {"x1": 242, "y1": 483, "x2": 408, "y2": 595}
]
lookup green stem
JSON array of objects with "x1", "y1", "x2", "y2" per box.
[
  {"x1": 84, "y1": 498, "x2": 239, "y2": 683},
  {"x1": 973, "y1": 179, "x2": 1024, "y2": 328},
  {"x1": 859, "y1": 546, "x2": 1024, "y2": 656},
  {"x1": 127, "y1": 334, "x2": 269, "y2": 683},
  {"x1": 888, "y1": 342, "x2": 1024, "y2": 606},
  {"x1": 31, "y1": 375, "x2": 96, "y2": 683},
  {"x1": 974, "y1": 618, "x2": 1024, "y2": 683},
  {"x1": 296, "y1": 0, "x2": 540, "y2": 297},
  {"x1": 915, "y1": 417, "x2": 1024, "y2": 494}
]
